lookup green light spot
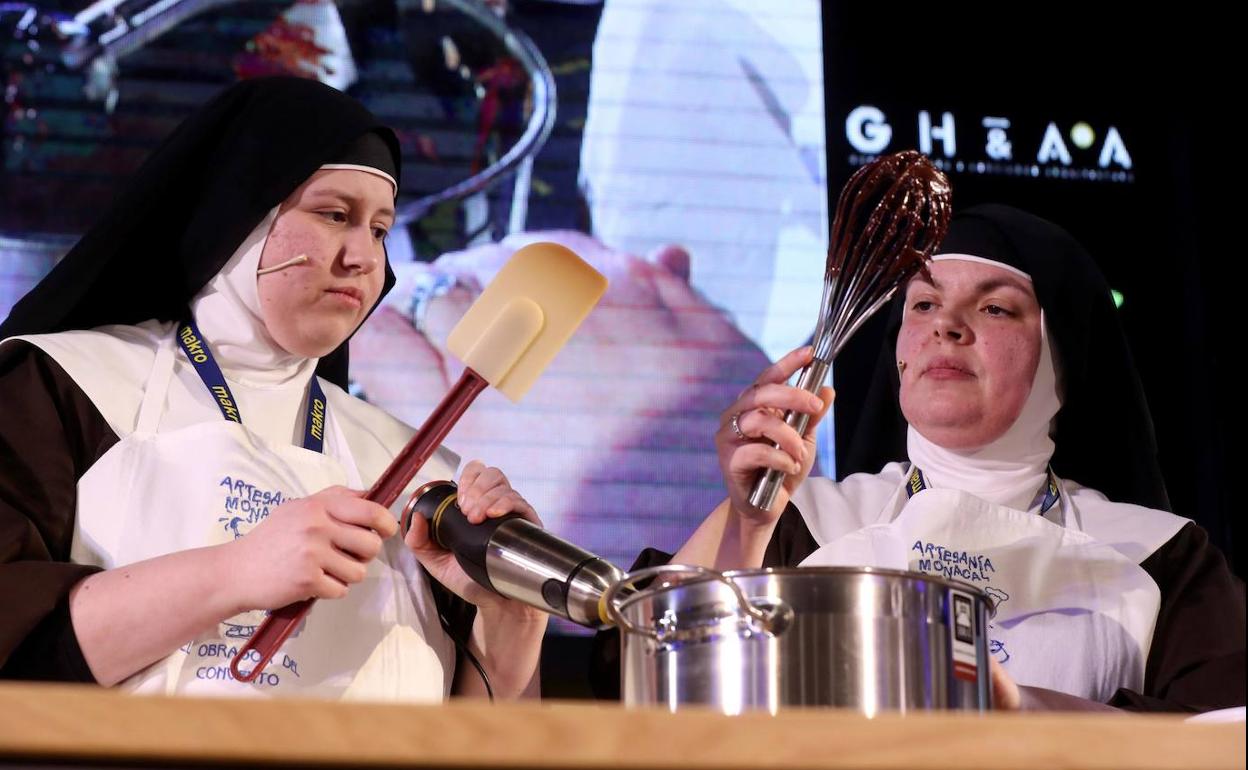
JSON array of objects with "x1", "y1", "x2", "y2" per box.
[{"x1": 1110, "y1": 289, "x2": 1124, "y2": 308}]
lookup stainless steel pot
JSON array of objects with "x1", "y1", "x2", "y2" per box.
[{"x1": 604, "y1": 565, "x2": 992, "y2": 715}]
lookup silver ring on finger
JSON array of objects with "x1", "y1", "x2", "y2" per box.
[{"x1": 730, "y1": 411, "x2": 747, "y2": 441}]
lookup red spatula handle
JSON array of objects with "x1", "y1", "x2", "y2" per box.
[
  {"x1": 230, "y1": 368, "x2": 490, "y2": 682},
  {"x1": 367, "y1": 368, "x2": 490, "y2": 509}
]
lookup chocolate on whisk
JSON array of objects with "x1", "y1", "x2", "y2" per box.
[{"x1": 815, "y1": 150, "x2": 952, "y2": 361}]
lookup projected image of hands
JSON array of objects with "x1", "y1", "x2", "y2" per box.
[{"x1": 350, "y1": 231, "x2": 772, "y2": 567}]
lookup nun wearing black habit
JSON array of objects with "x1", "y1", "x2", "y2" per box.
[
  {"x1": 620, "y1": 204, "x2": 1244, "y2": 713},
  {"x1": 0, "y1": 77, "x2": 545, "y2": 700}
]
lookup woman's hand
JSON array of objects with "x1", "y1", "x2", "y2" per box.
[
  {"x1": 404, "y1": 460, "x2": 543, "y2": 617},
  {"x1": 405, "y1": 460, "x2": 546, "y2": 699},
  {"x1": 716, "y1": 346, "x2": 833, "y2": 524},
  {"x1": 990, "y1": 658, "x2": 1021, "y2": 710},
  {"x1": 990, "y1": 659, "x2": 1118, "y2": 712},
  {"x1": 225, "y1": 485, "x2": 396, "y2": 611}
]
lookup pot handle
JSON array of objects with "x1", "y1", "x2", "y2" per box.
[{"x1": 602, "y1": 564, "x2": 781, "y2": 641}]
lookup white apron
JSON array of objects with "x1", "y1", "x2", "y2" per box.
[
  {"x1": 65, "y1": 332, "x2": 455, "y2": 700},
  {"x1": 799, "y1": 471, "x2": 1161, "y2": 702}
]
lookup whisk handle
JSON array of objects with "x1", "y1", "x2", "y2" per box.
[{"x1": 747, "y1": 358, "x2": 831, "y2": 511}]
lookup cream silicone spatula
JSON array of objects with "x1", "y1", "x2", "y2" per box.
[{"x1": 231, "y1": 242, "x2": 607, "y2": 681}]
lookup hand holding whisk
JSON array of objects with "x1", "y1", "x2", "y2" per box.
[{"x1": 747, "y1": 150, "x2": 952, "y2": 512}]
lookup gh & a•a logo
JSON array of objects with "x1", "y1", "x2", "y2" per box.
[{"x1": 845, "y1": 106, "x2": 1133, "y2": 179}]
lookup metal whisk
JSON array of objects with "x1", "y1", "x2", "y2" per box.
[{"x1": 748, "y1": 150, "x2": 952, "y2": 511}]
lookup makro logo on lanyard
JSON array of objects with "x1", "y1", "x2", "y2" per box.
[
  {"x1": 308, "y1": 394, "x2": 326, "y2": 444},
  {"x1": 906, "y1": 465, "x2": 1060, "y2": 515},
  {"x1": 177, "y1": 318, "x2": 326, "y2": 452}
]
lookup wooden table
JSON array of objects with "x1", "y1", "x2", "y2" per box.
[{"x1": 0, "y1": 683, "x2": 1242, "y2": 769}]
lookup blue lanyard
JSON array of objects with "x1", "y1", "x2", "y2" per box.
[
  {"x1": 906, "y1": 464, "x2": 1060, "y2": 515},
  {"x1": 176, "y1": 319, "x2": 326, "y2": 453}
]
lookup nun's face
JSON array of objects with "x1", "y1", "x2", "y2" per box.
[
  {"x1": 897, "y1": 259, "x2": 1042, "y2": 450},
  {"x1": 257, "y1": 169, "x2": 394, "y2": 357}
]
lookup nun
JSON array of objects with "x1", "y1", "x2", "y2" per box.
[
  {"x1": 0, "y1": 77, "x2": 545, "y2": 700},
  {"x1": 646, "y1": 205, "x2": 1244, "y2": 711}
]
